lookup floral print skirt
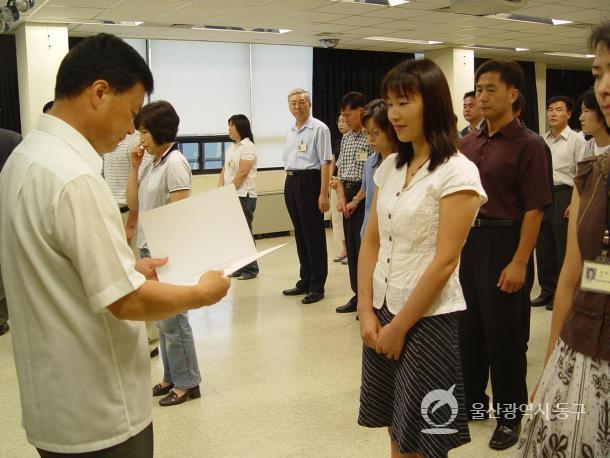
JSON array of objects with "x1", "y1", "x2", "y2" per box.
[{"x1": 518, "y1": 338, "x2": 610, "y2": 457}]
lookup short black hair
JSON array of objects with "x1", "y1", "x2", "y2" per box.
[
  {"x1": 547, "y1": 95, "x2": 574, "y2": 112},
  {"x1": 381, "y1": 59, "x2": 459, "y2": 172},
  {"x1": 55, "y1": 33, "x2": 153, "y2": 99},
  {"x1": 590, "y1": 21, "x2": 610, "y2": 51},
  {"x1": 475, "y1": 60, "x2": 523, "y2": 91},
  {"x1": 134, "y1": 101, "x2": 179, "y2": 145},
  {"x1": 463, "y1": 91, "x2": 476, "y2": 100},
  {"x1": 339, "y1": 91, "x2": 367, "y2": 111},
  {"x1": 42, "y1": 101, "x2": 54, "y2": 113},
  {"x1": 228, "y1": 114, "x2": 254, "y2": 143},
  {"x1": 577, "y1": 87, "x2": 610, "y2": 134}
]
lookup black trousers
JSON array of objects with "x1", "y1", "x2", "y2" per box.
[
  {"x1": 284, "y1": 172, "x2": 327, "y2": 293},
  {"x1": 37, "y1": 423, "x2": 153, "y2": 458},
  {"x1": 458, "y1": 226, "x2": 530, "y2": 427},
  {"x1": 235, "y1": 195, "x2": 259, "y2": 277},
  {"x1": 342, "y1": 183, "x2": 365, "y2": 304},
  {"x1": 534, "y1": 218, "x2": 557, "y2": 300},
  {"x1": 551, "y1": 186, "x2": 572, "y2": 273}
]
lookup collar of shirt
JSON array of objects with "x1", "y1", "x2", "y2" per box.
[
  {"x1": 290, "y1": 115, "x2": 314, "y2": 132},
  {"x1": 476, "y1": 118, "x2": 521, "y2": 140},
  {"x1": 37, "y1": 114, "x2": 102, "y2": 174},
  {"x1": 545, "y1": 125, "x2": 573, "y2": 142},
  {"x1": 153, "y1": 142, "x2": 177, "y2": 167}
]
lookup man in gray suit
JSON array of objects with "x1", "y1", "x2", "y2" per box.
[{"x1": 0, "y1": 127, "x2": 22, "y2": 336}]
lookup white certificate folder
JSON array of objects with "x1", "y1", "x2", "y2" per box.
[{"x1": 139, "y1": 185, "x2": 285, "y2": 285}]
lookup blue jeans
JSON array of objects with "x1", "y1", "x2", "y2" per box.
[{"x1": 140, "y1": 248, "x2": 201, "y2": 390}]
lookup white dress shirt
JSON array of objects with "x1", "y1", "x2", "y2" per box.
[
  {"x1": 372, "y1": 152, "x2": 487, "y2": 316},
  {"x1": 544, "y1": 126, "x2": 586, "y2": 186},
  {"x1": 0, "y1": 114, "x2": 150, "y2": 453},
  {"x1": 223, "y1": 138, "x2": 257, "y2": 197}
]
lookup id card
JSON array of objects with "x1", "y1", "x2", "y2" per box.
[
  {"x1": 298, "y1": 142, "x2": 307, "y2": 152},
  {"x1": 356, "y1": 150, "x2": 367, "y2": 162},
  {"x1": 581, "y1": 260, "x2": 610, "y2": 294},
  {"x1": 228, "y1": 160, "x2": 236, "y2": 169}
]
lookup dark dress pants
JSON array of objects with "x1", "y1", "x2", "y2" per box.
[
  {"x1": 458, "y1": 226, "x2": 530, "y2": 427},
  {"x1": 284, "y1": 172, "x2": 327, "y2": 294},
  {"x1": 235, "y1": 195, "x2": 259, "y2": 277},
  {"x1": 534, "y1": 218, "x2": 557, "y2": 300},
  {"x1": 551, "y1": 186, "x2": 572, "y2": 274},
  {"x1": 342, "y1": 183, "x2": 365, "y2": 305},
  {"x1": 37, "y1": 423, "x2": 153, "y2": 458}
]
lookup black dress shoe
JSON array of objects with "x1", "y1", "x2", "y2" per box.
[
  {"x1": 302, "y1": 291, "x2": 324, "y2": 304},
  {"x1": 531, "y1": 295, "x2": 552, "y2": 307},
  {"x1": 150, "y1": 346, "x2": 159, "y2": 358},
  {"x1": 489, "y1": 424, "x2": 520, "y2": 450},
  {"x1": 0, "y1": 322, "x2": 9, "y2": 336},
  {"x1": 159, "y1": 385, "x2": 201, "y2": 406},
  {"x1": 282, "y1": 286, "x2": 307, "y2": 296},
  {"x1": 336, "y1": 301, "x2": 357, "y2": 313},
  {"x1": 545, "y1": 302, "x2": 554, "y2": 311},
  {"x1": 152, "y1": 382, "x2": 174, "y2": 397},
  {"x1": 228, "y1": 271, "x2": 242, "y2": 278}
]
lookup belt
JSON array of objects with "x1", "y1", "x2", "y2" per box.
[
  {"x1": 119, "y1": 205, "x2": 130, "y2": 214},
  {"x1": 553, "y1": 184, "x2": 572, "y2": 191},
  {"x1": 342, "y1": 181, "x2": 362, "y2": 189},
  {"x1": 286, "y1": 169, "x2": 320, "y2": 176},
  {"x1": 472, "y1": 218, "x2": 514, "y2": 227}
]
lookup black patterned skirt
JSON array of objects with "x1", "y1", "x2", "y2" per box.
[
  {"x1": 518, "y1": 338, "x2": 610, "y2": 457},
  {"x1": 358, "y1": 305, "x2": 470, "y2": 458}
]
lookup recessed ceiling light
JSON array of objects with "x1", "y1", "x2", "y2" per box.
[
  {"x1": 488, "y1": 13, "x2": 573, "y2": 26},
  {"x1": 192, "y1": 25, "x2": 291, "y2": 34},
  {"x1": 365, "y1": 36, "x2": 442, "y2": 45},
  {"x1": 463, "y1": 44, "x2": 529, "y2": 52},
  {"x1": 331, "y1": 0, "x2": 410, "y2": 6},
  {"x1": 544, "y1": 52, "x2": 594, "y2": 58}
]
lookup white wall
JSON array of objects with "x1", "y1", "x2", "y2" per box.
[
  {"x1": 149, "y1": 40, "x2": 252, "y2": 136},
  {"x1": 146, "y1": 40, "x2": 312, "y2": 168},
  {"x1": 250, "y1": 44, "x2": 312, "y2": 168}
]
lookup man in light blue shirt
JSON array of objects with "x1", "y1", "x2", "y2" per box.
[{"x1": 281, "y1": 88, "x2": 332, "y2": 304}]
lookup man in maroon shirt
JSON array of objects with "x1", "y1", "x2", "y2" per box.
[{"x1": 458, "y1": 60, "x2": 551, "y2": 451}]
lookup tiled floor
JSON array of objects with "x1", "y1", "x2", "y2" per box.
[{"x1": 0, "y1": 230, "x2": 551, "y2": 457}]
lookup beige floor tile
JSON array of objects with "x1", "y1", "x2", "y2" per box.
[{"x1": 0, "y1": 230, "x2": 552, "y2": 457}]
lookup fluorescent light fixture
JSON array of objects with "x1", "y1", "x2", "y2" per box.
[
  {"x1": 192, "y1": 25, "x2": 291, "y2": 34},
  {"x1": 365, "y1": 36, "x2": 442, "y2": 45},
  {"x1": 463, "y1": 44, "x2": 529, "y2": 52},
  {"x1": 488, "y1": 13, "x2": 573, "y2": 26},
  {"x1": 331, "y1": 0, "x2": 409, "y2": 5},
  {"x1": 544, "y1": 52, "x2": 594, "y2": 58}
]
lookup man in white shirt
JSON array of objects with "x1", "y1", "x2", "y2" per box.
[
  {"x1": 532, "y1": 96, "x2": 585, "y2": 310},
  {"x1": 0, "y1": 33, "x2": 230, "y2": 457}
]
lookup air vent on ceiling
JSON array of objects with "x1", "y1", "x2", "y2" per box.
[{"x1": 447, "y1": 0, "x2": 527, "y2": 16}]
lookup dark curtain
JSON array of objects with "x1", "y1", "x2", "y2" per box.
[
  {"x1": 474, "y1": 58, "x2": 539, "y2": 133},
  {"x1": 313, "y1": 48, "x2": 414, "y2": 146},
  {"x1": 546, "y1": 69, "x2": 593, "y2": 130},
  {"x1": 0, "y1": 35, "x2": 21, "y2": 133}
]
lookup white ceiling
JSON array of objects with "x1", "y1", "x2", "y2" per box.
[{"x1": 13, "y1": 0, "x2": 610, "y2": 70}]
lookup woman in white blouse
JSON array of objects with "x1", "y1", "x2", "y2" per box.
[
  {"x1": 357, "y1": 59, "x2": 488, "y2": 457},
  {"x1": 218, "y1": 114, "x2": 259, "y2": 279},
  {"x1": 578, "y1": 87, "x2": 610, "y2": 158}
]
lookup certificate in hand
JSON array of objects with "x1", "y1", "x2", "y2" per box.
[{"x1": 139, "y1": 185, "x2": 284, "y2": 285}]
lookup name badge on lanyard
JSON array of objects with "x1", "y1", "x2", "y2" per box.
[{"x1": 581, "y1": 171, "x2": 610, "y2": 294}]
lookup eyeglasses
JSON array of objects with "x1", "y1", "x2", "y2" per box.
[{"x1": 364, "y1": 129, "x2": 381, "y2": 139}]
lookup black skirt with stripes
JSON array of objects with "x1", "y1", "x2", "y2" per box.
[{"x1": 358, "y1": 305, "x2": 470, "y2": 458}]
